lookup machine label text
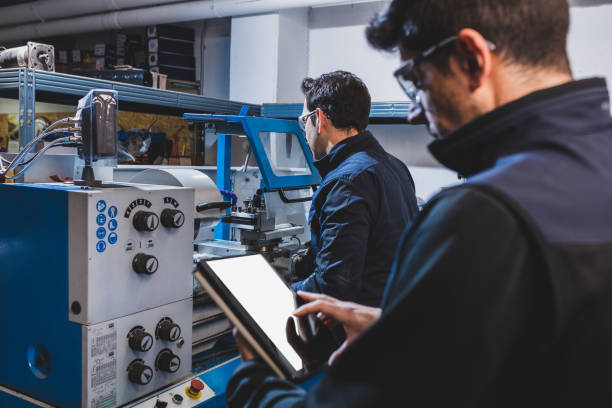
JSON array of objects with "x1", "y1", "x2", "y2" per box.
[
  {"x1": 124, "y1": 199, "x2": 152, "y2": 218},
  {"x1": 164, "y1": 196, "x2": 180, "y2": 208}
]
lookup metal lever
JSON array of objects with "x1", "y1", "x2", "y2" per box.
[
  {"x1": 196, "y1": 201, "x2": 231, "y2": 213},
  {"x1": 278, "y1": 188, "x2": 313, "y2": 204}
]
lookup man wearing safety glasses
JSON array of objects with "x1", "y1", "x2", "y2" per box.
[
  {"x1": 227, "y1": 1, "x2": 612, "y2": 407},
  {"x1": 291, "y1": 71, "x2": 419, "y2": 308}
]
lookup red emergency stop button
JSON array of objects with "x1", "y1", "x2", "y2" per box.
[{"x1": 185, "y1": 378, "x2": 205, "y2": 399}]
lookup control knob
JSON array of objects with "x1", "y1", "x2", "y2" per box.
[
  {"x1": 128, "y1": 326, "x2": 154, "y2": 352},
  {"x1": 161, "y1": 209, "x2": 185, "y2": 229},
  {"x1": 132, "y1": 253, "x2": 159, "y2": 275},
  {"x1": 133, "y1": 211, "x2": 159, "y2": 232},
  {"x1": 127, "y1": 359, "x2": 153, "y2": 385},
  {"x1": 155, "y1": 349, "x2": 181, "y2": 373},
  {"x1": 156, "y1": 318, "x2": 181, "y2": 342}
]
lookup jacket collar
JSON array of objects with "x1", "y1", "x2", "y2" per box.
[
  {"x1": 313, "y1": 129, "x2": 378, "y2": 178},
  {"x1": 428, "y1": 78, "x2": 610, "y2": 177}
]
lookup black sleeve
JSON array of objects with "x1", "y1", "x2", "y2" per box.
[
  {"x1": 293, "y1": 175, "x2": 374, "y2": 301},
  {"x1": 227, "y1": 186, "x2": 546, "y2": 407},
  {"x1": 226, "y1": 361, "x2": 307, "y2": 408}
]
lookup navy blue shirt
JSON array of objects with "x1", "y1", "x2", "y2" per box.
[{"x1": 292, "y1": 130, "x2": 418, "y2": 306}]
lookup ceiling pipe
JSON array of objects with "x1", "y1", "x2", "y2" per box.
[
  {"x1": 0, "y1": 0, "x2": 378, "y2": 42},
  {"x1": 0, "y1": 0, "x2": 186, "y2": 27}
]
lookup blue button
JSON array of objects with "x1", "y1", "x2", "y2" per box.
[
  {"x1": 108, "y1": 219, "x2": 118, "y2": 231},
  {"x1": 108, "y1": 232, "x2": 118, "y2": 245},
  {"x1": 108, "y1": 206, "x2": 118, "y2": 218},
  {"x1": 96, "y1": 227, "x2": 106, "y2": 239},
  {"x1": 96, "y1": 200, "x2": 107, "y2": 212},
  {"x1": 96, "y1": 240, "x2": 106, "y2": 253},
  {"x1": 96, "y1": 214, "x2": 106, "y2": 226}
]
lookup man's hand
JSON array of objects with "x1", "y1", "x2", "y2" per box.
[
  {"x1": 291, "y1": 291, "x2": 381, "y2": 364},
  {"x1": 233, "y1": 327, "x2": 257, "y2": 362},
  {"x1": 285, "y1": 315, "x2": 338, "y2": 372}
]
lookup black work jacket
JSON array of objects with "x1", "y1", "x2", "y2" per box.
[
  {"x1": 292, "y1": 130, "x2": 418, "y2": 306},
  {"x1": 226, "y1": 78, "x2": 612, "y2": 407}
]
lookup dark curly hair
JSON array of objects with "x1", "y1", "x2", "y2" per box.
[
  {"x1": 301, "y1": 71, "x2": 371, "y2": 132},
  {"x1": 366, "y1": 0, "x2": 571, "y2": 73}
]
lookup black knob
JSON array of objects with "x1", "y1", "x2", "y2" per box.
[
  {"x1": 161, "y1": 209, "x2": 185, "y2": 229},
  {"x1": 156, "y1": 318, "x2": 181, "y2": 342},
  {"x1": 132, "y1": 253, "x2": 159, "y2": 275},
  {"x1": 133, "y1": 211, "x2": 159, "y2": 232},
  {"x1": 128, "y1": 327, "x2": 154, "y2": 352},
  {"x1": 155, "y1": 349, "x2": 181, "y2": 373},
  {"x1": 127, "y1": 359, "x2": 153, "y2": 385}
]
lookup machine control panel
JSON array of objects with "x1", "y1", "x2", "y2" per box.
[
  {"x1": 130, "y1": 375, "x2": 216, "y2": 407},
  {"x1": 84, "y1": 298, "x2": 192, "y2": 408},
  {"x1": 68, "y1": 184, "x2": 194, "y2": 326}
]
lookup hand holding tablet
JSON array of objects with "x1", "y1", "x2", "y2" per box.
[{"x1": 195, "y1": 254, "x2": 310, "y2": 379}]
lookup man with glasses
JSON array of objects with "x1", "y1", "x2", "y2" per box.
[
  {"x1": 291, "y1": 71, "x2": 418, "y2": 308},
  {"x1": 226, "y1": 1, "x2": 612, "y2": 407}
]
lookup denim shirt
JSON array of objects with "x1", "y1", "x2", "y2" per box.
[{"x1": 292, "y1": 130, "x2": 418, "y2": 306}]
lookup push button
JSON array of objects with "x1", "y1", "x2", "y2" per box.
[{"x1": 185, "y1": 378, "x2": 205, "y2": 399}]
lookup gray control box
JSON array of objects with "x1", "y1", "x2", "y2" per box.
[
  {"x1": 82, "y1": 298, "x2": 193, "y2": 408},
  {"x1": 68, "y1": 183, "x2": 194, "y2": 325}
]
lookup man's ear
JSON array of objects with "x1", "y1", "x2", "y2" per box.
[
  {"x1": 316, "y1": 108, "x2": 326, "y2": 133},
  {"x1": 455, "y1": 28, "x2": 494, "y2": 90}
]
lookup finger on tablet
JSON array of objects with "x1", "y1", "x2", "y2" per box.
[
  {"x1": 293, "y1": 300, "x2": 344, "y2": 322},
  {"x1": 297, "y1": 291, "x2": 336, "y2": 303}
]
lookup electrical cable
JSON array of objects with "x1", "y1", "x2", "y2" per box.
[
  {"x1": 5, "y1": 138, "x2": 74, "y2": 179},
  {"x1": 16, "y1": 142, "x2": 81, "y2": 168},
  {"x1": 2, "y1": 129, "x2": 79, "y2": 176},
  {"x1": 1, "y1": 117, "x2": 80, "y2": 177},
  {"x1": 1, "y1": 117, "x2": 78, "y2": 176},
  {"x1": 5, "y1": 137, "x2": 81, "y2": 180},
  {"x1": 290, "y1": 235, "x2": 302, "y2": 251}
]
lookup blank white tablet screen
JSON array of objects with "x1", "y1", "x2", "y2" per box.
[{"x1": 207, "y1": 255, "x2": 303, "y2": 370}]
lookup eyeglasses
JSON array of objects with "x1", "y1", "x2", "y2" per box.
[
  {"x1": 393, "y1": 35, "x2": 496, "y2": 105},
  {"x1": 298, "y1": 111, "x2": 316, "y2": 131}
]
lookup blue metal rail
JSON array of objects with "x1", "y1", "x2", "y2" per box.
[
  {"x1": 0, "y1": 68, "x2": 260, "y2": 147},
  {"x1": 261, "y1": 101, "x2": 415, "y2": 120}
]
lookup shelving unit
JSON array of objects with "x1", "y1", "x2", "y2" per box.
[
  {"x1": 0, "y1": 68, "x2": 261, "y2": 147},
  {"x1": 0, "y1": 67, "x2": 413, "y2": 150}
]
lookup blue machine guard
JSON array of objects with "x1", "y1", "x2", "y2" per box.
[{"x1": 182, "y1": 113, "x2": 321, "y2": 190}]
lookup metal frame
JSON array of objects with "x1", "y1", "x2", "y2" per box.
[
  {"x1": 183, "y1": 113, "x2": 321, "y2": 190},
  {"x1": 215, "y1": 133, "x2": 232, "y2": 240},
  {"x1": 17, "y1": 68, "x2": 35, "y2": 147},
  {"x1": 261, "y1": 102, "x2": 416, "y2": 121},
  {"x1": 0, "y1": 68, "x2": 261, "y2": 147}
]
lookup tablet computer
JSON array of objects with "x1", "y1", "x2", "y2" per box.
[{"x1": 195, "y1": 254, "x2": 307, "y2": 380}]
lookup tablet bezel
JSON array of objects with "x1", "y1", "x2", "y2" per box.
[{"x1": 195, "y1": 254, "x2": 307, "y2": 380}]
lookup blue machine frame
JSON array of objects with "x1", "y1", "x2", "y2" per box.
[{"x1": 183, "y1": 112, "x2": 321, "y2": 190}]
